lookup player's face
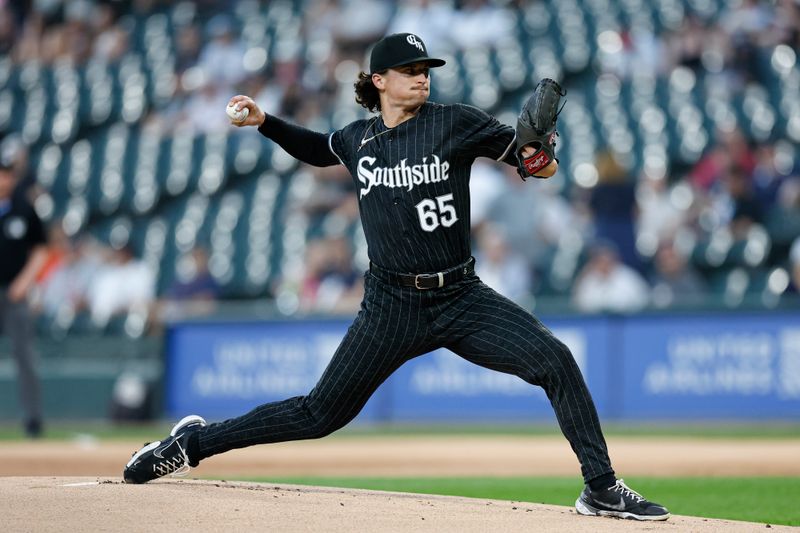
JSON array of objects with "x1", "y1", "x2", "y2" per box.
[{"x1": 379, "y1": 62, "x2": 431, "y2": 108}]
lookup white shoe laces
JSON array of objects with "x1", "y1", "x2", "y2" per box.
[
  {"x1": 152, "y1": 442, "x2": 191, "y2": 478},
  {"x1": 612, "y1": 479, "x2": 645, "y2": 503}
]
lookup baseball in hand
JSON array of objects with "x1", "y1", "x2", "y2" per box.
[{"x1": 226, "y1": 103, "x2": 249, "y2": 123}]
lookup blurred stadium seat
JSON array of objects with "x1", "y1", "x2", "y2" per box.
[{"x1": 0, "y1": 0, "x2": 798, "y2": 338}]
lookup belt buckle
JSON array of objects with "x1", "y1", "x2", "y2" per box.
[{"x1": 414, "y1": 272, "x2": 444, "y2": 290}]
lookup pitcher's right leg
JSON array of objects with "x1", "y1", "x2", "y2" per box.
[
  {"x1": 124, "y1": 275, "x2": 432, "y2": 482},
  {"x1": 192, "y1": 275, "x2": 432, "y2": 461}
]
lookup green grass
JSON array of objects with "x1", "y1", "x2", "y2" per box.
[{"x1": 239, "y1": 476, "x2": 800, "y2": 527}]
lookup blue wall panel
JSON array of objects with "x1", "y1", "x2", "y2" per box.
[
  {"x1": 619, "y1": 313, "x2": 800, "y2": 419},
  {"x1": 166, "y1": 320, "x2": 387, "y2": 420},
  {"x1": 164, "y1": 312, "x2": 800, "y2": 421}
]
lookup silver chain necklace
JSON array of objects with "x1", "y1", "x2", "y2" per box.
[{"x1": 358, "y1": 117, "x2": 393, "y2": 151}]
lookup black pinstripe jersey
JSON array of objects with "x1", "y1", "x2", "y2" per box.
[{"x1": 330, "y1": 102, "x2": 515, "y2": 273}]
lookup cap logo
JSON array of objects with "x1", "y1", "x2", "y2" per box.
[{"x1": 406, "y1": 35, "x2": 424, "y2": 52}]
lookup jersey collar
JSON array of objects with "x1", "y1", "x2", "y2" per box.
[{"x1": 377, "y1": 102, "x2": 432, "y2": 131}]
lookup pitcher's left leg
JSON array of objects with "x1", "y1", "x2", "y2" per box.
[
  {"x1": 432, "y1": 282, "x2": 669, "y2": 520},
  {"x1": 432, "y1": 282, "x2": 613, "y2": 483}
]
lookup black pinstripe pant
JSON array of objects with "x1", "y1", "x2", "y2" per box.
[{"x1": 196, "y1": 272, "x2": 614, "y2": 483}]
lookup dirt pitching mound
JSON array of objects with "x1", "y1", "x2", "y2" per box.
[{"x1": 2, "y1": 477, "x2": 788, "y2": 532}]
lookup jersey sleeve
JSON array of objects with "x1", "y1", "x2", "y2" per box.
[
  {"x1": 257, "y1": 115, "x2": 340, "y2": 167},
  {"x1": 329, "y1": 120, "x2": 368, "y2": 170},
  {"x1": 453, "y1": 104, "x2": 516, "y2": 162},
  {"x1": 329, "y1": 129, "x2": 349, "y2": 168}
]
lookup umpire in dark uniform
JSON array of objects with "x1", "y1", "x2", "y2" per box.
[
  {"x1": 0, "y1": 158, "x2": 48, "y2": 438},
  {"x1": 124, "y1": 33, "x2": 669, "y2": 522}
]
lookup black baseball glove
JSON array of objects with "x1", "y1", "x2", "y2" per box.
[{"x1": 516, "y1": 78, "x2": 566, "y2": 180}]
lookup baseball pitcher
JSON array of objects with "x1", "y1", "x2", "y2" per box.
[{"x1": 124, "y1": 33, "x2": 668, "y2": 522}]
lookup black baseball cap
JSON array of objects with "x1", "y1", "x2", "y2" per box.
[{"x1": 369, "y1": 33, "x2": 446, "y2": 74}]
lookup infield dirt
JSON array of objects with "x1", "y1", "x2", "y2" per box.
[
  {"x1": 0, "y1": 434, "x2": 798, "y2": 477},
  {"x1": 3, "y1": 476, "x2": 794, "y2": 532},
  {"x1": 3, "y1": 435, "x2": 798, "y2": 531}
]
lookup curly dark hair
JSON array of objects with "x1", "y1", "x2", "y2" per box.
[{"x1": 354, "y1": 71, "x2": 382, "y2": 112}]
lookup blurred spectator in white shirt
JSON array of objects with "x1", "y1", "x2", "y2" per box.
[
  {"x1": 474, "y1": 224, "x2": 532, "y2": 306},
  {"x1": 332, "y1": 0, "x2": 391, "y2": 54},
  {"x1": 722, "y1": 0, "x2": 774, "y2": 42},
  {"x1": 469, "y1": 160, "x2": 507, "y2": 230},
  {"x1": 388, "y1": 0, "x2": 455, "y2": 53},
  {"x1": 635, "y1": 174, "x2": 692, "y2": 258},
  {"x1": 88, "y1": 246, "x2": 155, "y2": 326},
  {"x1": 449, "y1": 0, "x2": 515, "y2": 50},
  {"x1": 198, "y1": 14, "x2": 246, "y2": 87},
  {"x1": 183, "y1": 78, "x2": 231, "y2": 133},
  {"x1": 38, "y1": 236, "x2": 105, "y2": 318},
  {"x1": 573, "y1": 241, "x2": 649, "y2": 313}
]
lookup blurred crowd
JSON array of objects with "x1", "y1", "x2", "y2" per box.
[
  {"x1": 31, "y1": 225, "x2": 221, "y2": 331},
  {"x1": 0, "y1": 0, "x2": 799, "y2": 331}
]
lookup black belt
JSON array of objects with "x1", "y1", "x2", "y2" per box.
[{"x1": 369, "y1": 257, "x2": 475, "y2": 290}]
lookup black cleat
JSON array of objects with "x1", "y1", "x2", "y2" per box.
[
  {"x1": 123, "y1": 415, "x2": 206, "y2": 484},
  {"x1": 575, "y1": 478, "x2": 670, "y2": 521}
]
